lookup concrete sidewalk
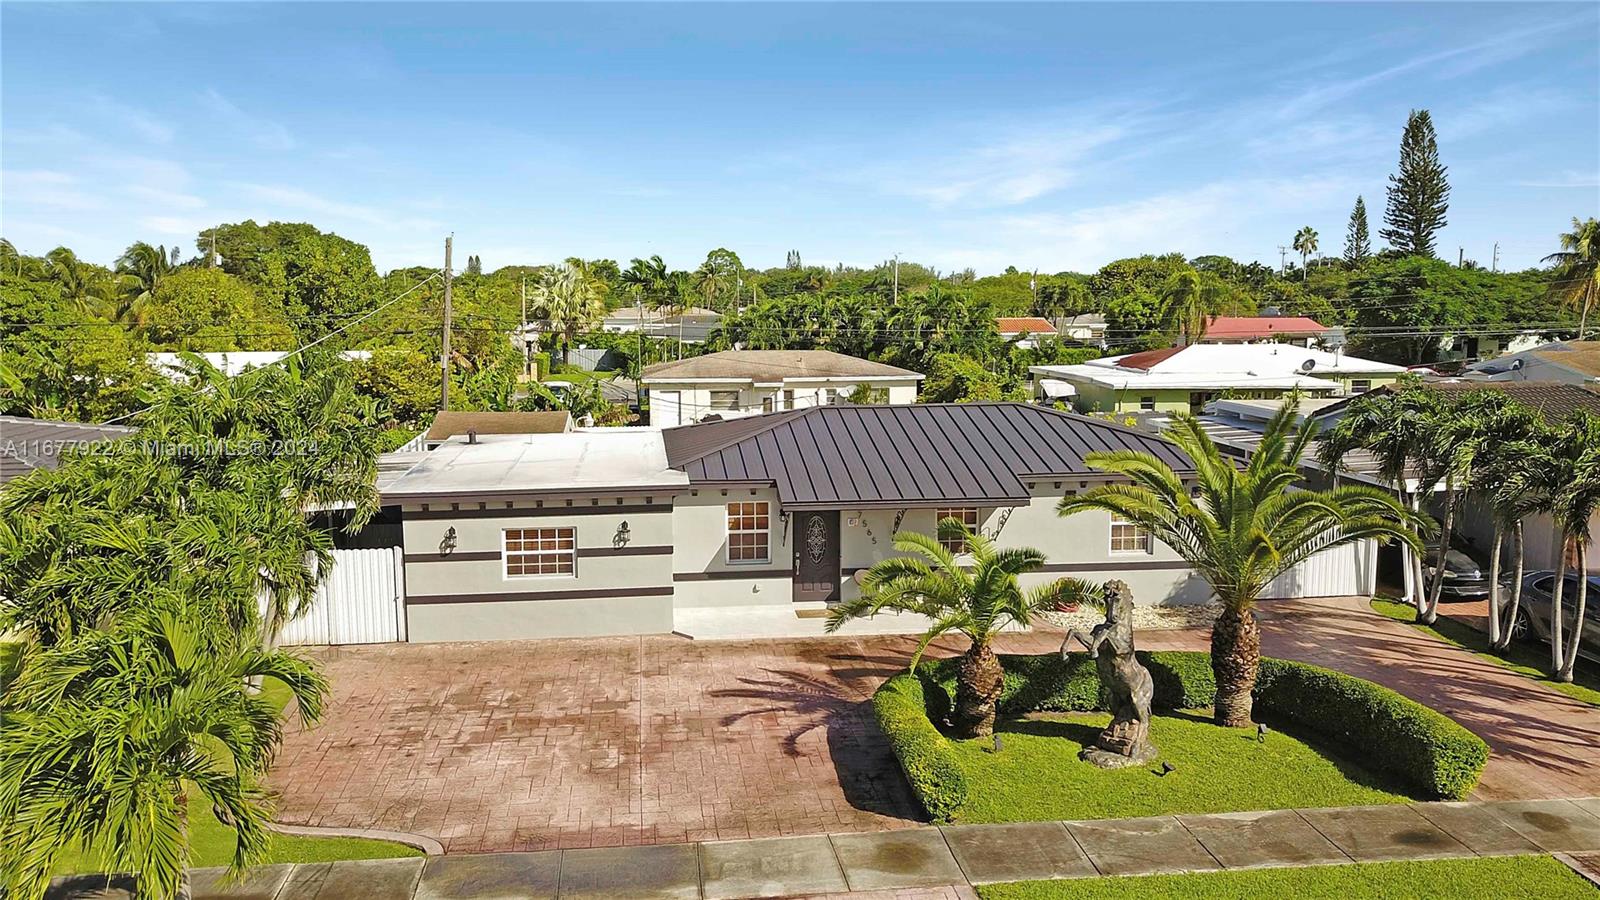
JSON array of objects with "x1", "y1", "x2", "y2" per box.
[{"x1": 50, "y1": 797, "x2": 1600, "y2": 899}]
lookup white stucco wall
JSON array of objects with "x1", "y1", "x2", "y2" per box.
[
  {"x1": 671, "y1": 487, "x2": 795, "y2": 607},
  {"x1": 646, "y1": 378, "x2": 920, "y2": 427}
]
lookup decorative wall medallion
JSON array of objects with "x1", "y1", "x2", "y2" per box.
[{"x1": 806, "y1": 515, "x2": 827, "y2": 564}]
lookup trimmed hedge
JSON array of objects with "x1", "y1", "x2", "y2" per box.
[
  {"x1": 873, "y1": 651, "x2": 1488, "y2": 821},
  {"x1": 1254, "y1": 658, "x2": 1488, "y2": 801},
  {"x1": 872, "y1": 673, "x2": 966, "y2": 822}
]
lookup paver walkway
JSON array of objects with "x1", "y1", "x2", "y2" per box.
[
  {"x1": 48, "y1": 798, "x2": 1600, "y2": 899},
  {"x1": 266, "y1": 596, "x2": 1600, "y2": 853}
]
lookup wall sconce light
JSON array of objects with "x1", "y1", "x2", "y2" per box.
[
  {"x1": 613, "y1": 520, "x2": 632, "y2": 548},
  {"x1": 439, "y1": 526, "x2": 457, "y2": 556}
]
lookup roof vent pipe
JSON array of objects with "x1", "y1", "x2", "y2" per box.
[{"x1": 467, "y1": 428, "x2": 478, "y2": 444}]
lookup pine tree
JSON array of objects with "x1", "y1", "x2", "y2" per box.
[
  {"x1": 786, "y1": 249, "x2": 802, "y2": 270},
  {"x1": 465, "y1": 254, "x2": 482, "y2": 276},
  {"x1": 1380, "y1": 110, "x2": 1450, "y2": 258},
  {"x1": 1344, "y1": 196, "x2": 1372, "y2": 267}
]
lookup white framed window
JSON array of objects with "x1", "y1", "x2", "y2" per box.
[
  {"x1": 1110, "y1": 515, "x2": 1152, "y2": 554},
  {"x1": 504, "y1": 527, "x2": 576, "y2": 577},
  {"x1": 709, "y1": 390, "x2": 740, "y2": 411},
  {"x1": 1350, "y1": 379, "x2": 1372, "y2": 393},
  {"x1": 1139, "y1": 396, "x2": 1156, "y2": 411},
  {"x1": 782, "y1": 389, "x2": 796, "y2": 410},
  {"x1": 727, "y1": 501, "x2": 771, "y2": 563},
  {"x1": 935, "y1": 507, "x2": 980, "y2": 554}
]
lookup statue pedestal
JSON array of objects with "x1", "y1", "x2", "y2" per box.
[{"x1": 1080, "y1": 743, "x2": 1160, "y2": 769}]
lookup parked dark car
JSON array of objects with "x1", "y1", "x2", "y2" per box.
[
  {"x1": 1422, "y1": 540, "x2": 1491, "y2": 601},
  {"x1": 1511, "y1": 571, "x2": 1600, "y2": 665}
]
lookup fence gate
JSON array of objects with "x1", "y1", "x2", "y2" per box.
[
  {"x1": 1260, "y1": 538, "x2": 1377, "y2": 600},
  {"x1": 274, "y1": 547, "x2": 406, "y2": 646}
]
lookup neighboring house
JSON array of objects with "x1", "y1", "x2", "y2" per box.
[
  {"x1": 1056, "y1": 314, "x2": 1108, "y2": 348},
  {"x1": 379, "y1": 403, "x2": 1212, "y2": 642},
  {"x1": 424, "y1": 411, "x2": 573, "y2": 449},
  {"x1": 149, "y1": 350, "x2": 370, "y2": 378},
  {"x1": 1030, "y1": 344, "x2": 1405, "y2": 415},
  {"x1": 0, "y1": 416, "x2": 135, "y2": 485},
  {"x1": 1437, "y1": 330, "x2": 1554, "y2": 363},
  {"x1": 1198, "y1": 315, "x2": 1328, "y2": 347},
  {"x1": 602, "y1": 306, "x2": 723, "y2": 343},
  {"x1": 641, "y1": 349, "x2": 923, "y2": 427},
  {"x1": 1461, "y1": 340, "x2": 1600, "y2": 383},
  {"x1": 996, "y1": 317, "x2": 1058, "y2": 349}
]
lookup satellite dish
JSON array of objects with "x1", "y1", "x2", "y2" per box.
[
  {"x1": 1299, "y1": 359, "x2": 1317, "y2": 373},
  {"x1": 1509, "y1": 358, "x2": 1525, "y2": 371}
]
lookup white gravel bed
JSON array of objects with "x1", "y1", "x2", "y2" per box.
[{"x1": 1041, "y1": 603, "x2": 1220, "y2": 631}]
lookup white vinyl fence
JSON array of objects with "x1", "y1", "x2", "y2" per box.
[
  {"x1": 1260, "y1": 538, "x2": 1378, "y2": 601},
  {"x1": 273, "y1": 547, "x2": 406, "y2": 646}
]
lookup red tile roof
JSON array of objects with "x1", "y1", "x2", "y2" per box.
[
  {"x1": 1204, "y1": 316, "x2": 1328, "y2": 340},
  {"x1": 1114, "y1": 347, "x2": 1185, "y2": 370},
  {"x1": 996, "y1": 317, "x2": 1057, "y2": 335}
]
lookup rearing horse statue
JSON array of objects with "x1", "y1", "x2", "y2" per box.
[{"x1": 1061, "y1": 579, "x2": 1158, "y2": 767}]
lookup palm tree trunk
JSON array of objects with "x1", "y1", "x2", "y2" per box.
[
  {"x1": 1406, "y1": 493, "x2": 1428, "y2": 615},
  {"x1": 1561, "y1": 542, "x2": 1587, "y2": 682},
  {"x1": 1498, "y1": 520, "x2": 1527, "y2": 650},
  {"x1": 1211, "y1": 604, "x2": 1260, "y2": 727},
  {"x1": 1551, "y1": 545, "x2": 1568, "y2": 674},
  {"x1": 955, "y1": 639, "x2": 1004, "y2": 738},
  {"x1": 1487, "y1": 524, "x2": 1505, "y2": 646},
  {"x1": 1423, "y1": 484, "x2": 1456, "y2": 624},
  {"x1": 1581, "y1": 281, "x2": 1593, "y2": 341}
]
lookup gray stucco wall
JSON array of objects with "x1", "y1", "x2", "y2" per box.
[{"x1": 401, "y1": 494, "x2": 676, "y2": 641}]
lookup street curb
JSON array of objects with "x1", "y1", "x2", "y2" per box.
[{"x1": 267, "y1": 820, "x2": 445, "y2": 855}]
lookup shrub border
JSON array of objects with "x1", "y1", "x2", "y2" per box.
[{"x1": 873, "y1": 650, "x2": 1488, "y2": 822}]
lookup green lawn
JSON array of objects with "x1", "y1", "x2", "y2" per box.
[
  {"x1": 977, "y1": 855, "x2": 1597, "y2": 900},
  {"x1": 946, "y1": 711, "x2": 1406, "y2": 824},
  {"x1": 1371, "y1": 599, "x2": 1600, "y2": 707}
]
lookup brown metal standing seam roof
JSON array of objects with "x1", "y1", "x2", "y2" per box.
[{"x1": 662, "y1": 402, "x2": 1192, "y2": 508}]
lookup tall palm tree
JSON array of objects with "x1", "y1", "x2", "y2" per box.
[
  {"x1": 1065, "y1": 404, "x2": 1421, "y2": 727},
  {"x1": 1548, "y1": 413, "x2": 1600, "y2": 680},
  {"x1": 826, "y1": 519, "x2": 1095, "y2": 738},
  {"x1": 0, "y1": 596, "x2": 327, "y2": 900},
  {"x1": 1293, "y1": 227, "x2": 1319, "y2": 280},
  {"x1": 116, "y1": 240, "x2": 178, "y2": 310},
  {"x1": 1318, "y1": 383, "x2": 1443, "y2": 615},
  {"x1": 1544, "y1": 217, "x2": 1599, "y2": 340},
  {"x1": 533, "y1": 264, "x2": 605, "y2": 366},
  {"x1": 1472, "y1": 406, "x2": 1550, "y2": 647},
  {"x1": 1158, "y1": 268, "x2": 1229, "y2": 345}
]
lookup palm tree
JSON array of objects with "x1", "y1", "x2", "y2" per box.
[
  {"x1": 1544, "y1": 217, "x2": 1599, "y2": 340},
  {"x1": 825, "y1": 519, "x2": 1095, "y2": 738},
  {"x1": 1158, "y1": 268, "x2": 1229, "y2": 345},
  {"x1": 115, "y1": 240, "x2": 178, "y2": 311},
  {"x1": 0, "y1": 597, "x2": 327, "y2": 900},
  {"x1": 533, "y1": 264, "x2": 605, "y2": 366},
  {"x1": 1318, "y1": 383, "x2": 1443, "y2": 615},
  {"x1": 1548, "y1": 413, "x2": 1600, "y2": 680},
  {"x1": 1472, "y1": 405, "x2": 1550, "y2": 647},
  {"x1": 1064, "y1": 404, "x2": 1421, "y2": 727},
  {"x1": 1293, "y1": 227, "x2": 1319, "y2": 280}
]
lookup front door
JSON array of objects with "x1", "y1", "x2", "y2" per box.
[{"x1": 793, "y1": 511, "x2": 841, "y2": 603}]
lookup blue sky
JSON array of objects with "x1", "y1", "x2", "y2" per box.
[{"x1": 3, "y1": 2, "x2": 1596, "y2": 275}]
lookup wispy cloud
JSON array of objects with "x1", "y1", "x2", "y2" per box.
[
  {"x1": 1, "y1": 169, "x2": 102, "y2": 211},
  {"x1": 88, "y1": 94, "x2": 173, "y2": 144},
  {"x1": 233, "y1": 182, "x2": 440, "y2": 231},
  {"x1": 201, "y1": 89, "x2": 294, "y2": 151},
  {"x1": 1514, "y1": 170, "x2": 1599, "y2": 189},
  {"x1": 1439, "y1": 86, "x2": 1575, "y2": 142},
  {"x1": 126, "y1": 184, "x2": 207, "y2": 209}
]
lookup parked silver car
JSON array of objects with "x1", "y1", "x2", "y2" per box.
[{"x1": 1511, "y1": 571, "x2": 1600, "y2": 665}]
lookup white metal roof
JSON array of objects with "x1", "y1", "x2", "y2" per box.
[{"x1": 381, "y1": 429, "x2": 689, "y2": 500}]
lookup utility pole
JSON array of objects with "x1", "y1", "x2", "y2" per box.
[
  {"x1": 1458, "y1": 247, "x2": 1465, "y2": 268},
  {"x1": 893, "y1": 253, "x2": 900, "y2": 304},
  {"x1": 208, "y1": 230, "x2": 217, "y2": 269},
  {"x1": 520, "y1": 273, "x2": 530, "y2": 380},
  {"x1": 1031, "y1": 269, "x2": 1039, "y2": 311},
  {"x1": 440, "y1": 236, "x2": 453, "y2": 411},
  {"x1": 1492, "y1": 242, "x2": 1500, "y2": 273},
  {"x1": 1277, "y1": 246, "x2": 1288, "y2": 276},
  {"x1": 636, "y1": 287, "x2": 645, "y2": 409}
]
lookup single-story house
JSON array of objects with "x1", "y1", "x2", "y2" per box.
[
  {"x1": 379, "y1": 403, "x2": 1212, "y2": 642},
  {"x1": 997, "y1": 317, "x2": 1058, "y2": 349},
  {"x1": 1031, "y1": 344, "x2": 1406, "y2": 415},
  {"x1": 641, "y1": 349, "x2": 923, "y2": 428},
  {"x1": 1198, "y1": 315, "x2": 1329, "y2": 346},
  {"x1": 602, "y1": 306, "x2": 723, "y2": 343},
  {"x1": 424, "y1": 411, "x2": 572, "y2": 449},
  {"x1": 0, "y1": 416, "x2": 136, "y2": 485},
  {"x1": 1056, "y1": 314, "x2": 1108, "y2": 348},
  {"x1": 1461, "y1": 340, "x2": 1600, "y2": 383}
]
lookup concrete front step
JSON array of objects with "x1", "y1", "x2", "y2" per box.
[{"x1": 47, "y1": 797, "x2": 1600, "y2": 899}]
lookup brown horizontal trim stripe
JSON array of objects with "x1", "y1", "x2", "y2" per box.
[
  {"x1": 673, "y1": 568, "x2": 792, "y2": 581},
  {"x1": 405, "y1": 551, "x2": 500, "y2": 563},
  {"x1": 577, "y1": 545, "x2": 673, "y2": 558},
  {"x1": 405, "y1": 503, "x2": 667, "y2": 521},
  {"x1": 1037, "y1": 560, "x2": 1192, "y2": 573},
  {"x1": 407, "y1": 586, "x2": 674, "y2": 605}
]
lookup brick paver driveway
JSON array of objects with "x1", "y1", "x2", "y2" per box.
[
  {"x1": 268, "y1": 597, "x2": 1600, "y2": 854},
  {"x1": 269, "y1": 633, "x2": 999, "y2": 853}
]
